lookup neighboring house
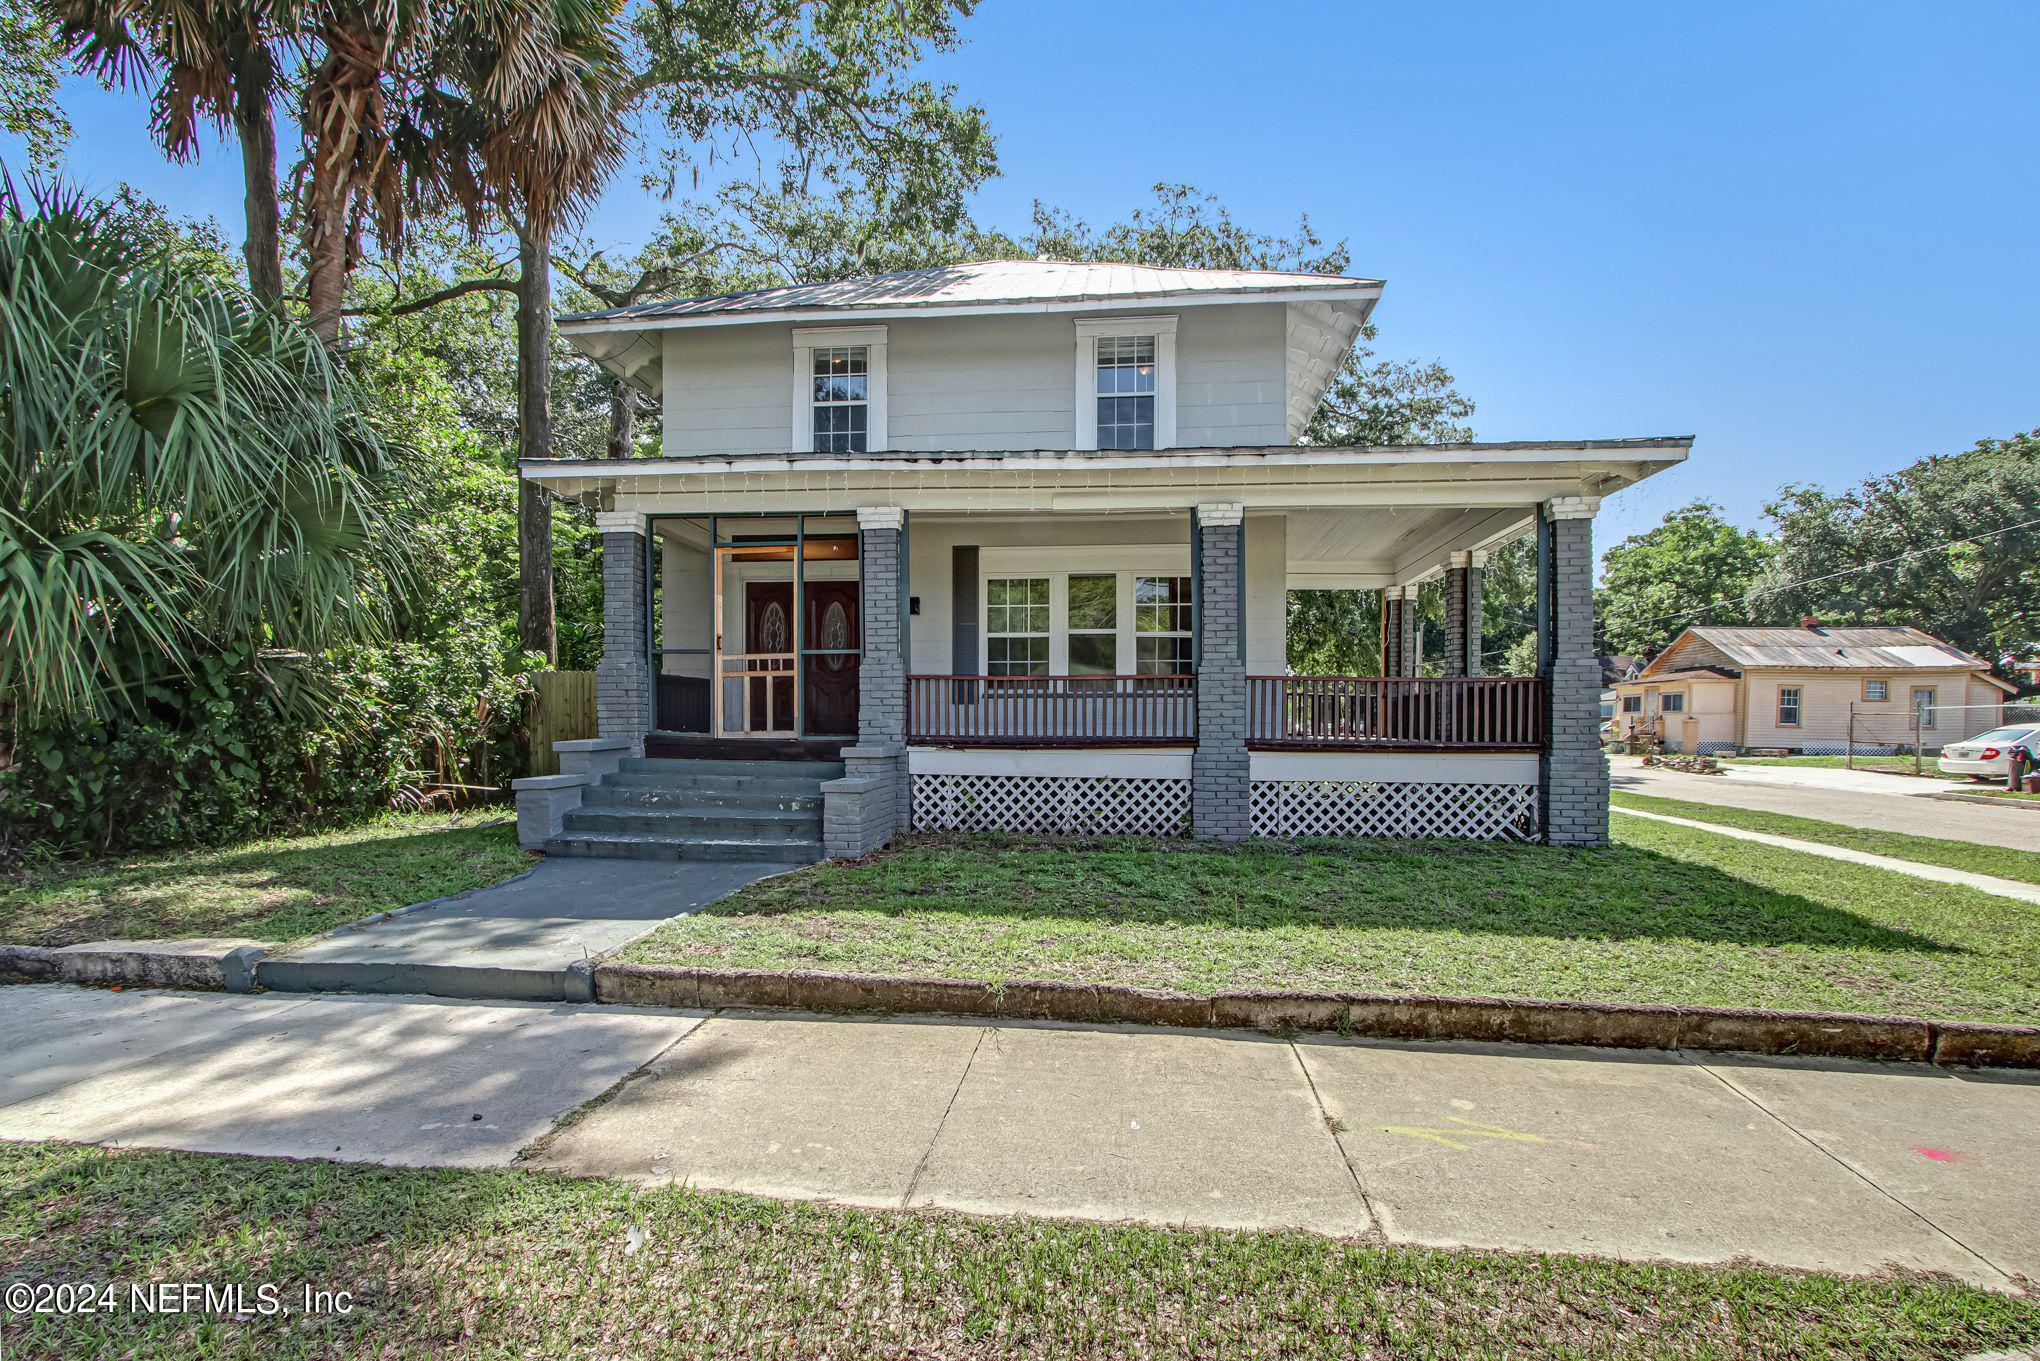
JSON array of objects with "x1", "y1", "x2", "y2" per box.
[
  {"x1": 516, "y1": 260, "x2": 1688, "y2": 857},
  {"x1": 1612, "y1": 624, "x2": 2015, "y2": 755}
]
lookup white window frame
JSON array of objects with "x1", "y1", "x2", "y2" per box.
[
  {"x1": 792, "y1": 325, "x2": 887, "y2": 453},
  {"x1": 980, "y1": 547, "x2": 1193, "y2": 675},
  {"x1": 1777, "y1": 686, "x2": 1801, "y2": 727},
  {"x1": 1912, "y1": 685, "x2": 1938, "y2": 730},
  {"x1": 984, "y1": 576, "x2": 1051, "y2": 677},
  {"x1": 1074, "y1": 315, "x2": 1177, "y2": 451}
]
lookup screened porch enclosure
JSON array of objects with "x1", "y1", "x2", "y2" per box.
[{"x1": 650, "y1": 513, "x2": 864, "y2": 740}]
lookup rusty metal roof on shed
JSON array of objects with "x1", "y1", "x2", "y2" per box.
[{"x1": 1680, "y1": 626, "x2": 1986, "y2": 671}]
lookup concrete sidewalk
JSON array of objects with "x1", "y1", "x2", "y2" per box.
[
  {"x1": 4, "y1": 986, "x2": 2033, "y2": 1290},
  {"x1": 1616, "y1": 806, "x2": 2040, "y2": 905},
  {"x1": 1611, "y1": 757, "x2": 2037, "y2": 850},
  {"x1": 259, "y1": 857, "x2": 784, "y2": 1001}
]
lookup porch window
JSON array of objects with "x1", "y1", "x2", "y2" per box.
[
  {"x1": 1067, "y1": 574, "x2": 1118, "y2": 674},
  {"x1": 1778, "y1": 686, "x2": 1801, "y2": 726},
  {"x1": 1095, "y1": 335, "x2": 1156, "y2": 450},
  {"x1": 1134, "y1": 575, "x2": 1194, "y2": 675},
  {"x1": 986, "y1": 577, "x2": 1050, "y2": 676},
  {"x1": 811, "y1": 346, "x2": 868, "y2": 453}
]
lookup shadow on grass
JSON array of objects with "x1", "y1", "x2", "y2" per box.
[{"x1": 700, "y1": 835, "x2": 1956, "y2": 954}]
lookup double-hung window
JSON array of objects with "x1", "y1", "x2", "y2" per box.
[
  {"x1": 810, "y1": 346, "x2": 867, "y2": 452},
  {"x1": 986, "y1": 578, "x2": 1050, "y2": 676},
  {"x1": 1660, "y1": 691, "x2": 1685, "y2": 713},
  {"x1": 1095, "y1": 336, "x2": 1156, "y2": 450},
  {"x1": 793, "y1": 325, "x2": 886, "y2": 452},
  {"x1": 1912, "y1": 686, "x2": 1938, "y2": 730},
  {"x1": 1621, "y1": 695, "x2": 1643, "y2": 714},
  {"x1": 1777, "y1": 686, "x2": 1801, "y2": 727},
  {"x1": 1075, "y1": 316, "x2": 1176, "y2": 450},
  {"x1": 1134, "y1": 576, "x2": 1194, "y2": 675},
  {"x1": 1864, "y1": 679, "x2": 1888, "y2": 702}
]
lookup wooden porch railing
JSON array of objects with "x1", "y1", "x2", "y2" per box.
[
  {"x1": 907, "y1": 674, "x2": 1197, "y2": 746},
  {"x1": 1247, "y1": 675, "x2": 1545, "y2": 750}
]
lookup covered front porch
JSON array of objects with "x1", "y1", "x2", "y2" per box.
[{"x1": 525, "y1": 439, "x2": 1682, "y2": 853}]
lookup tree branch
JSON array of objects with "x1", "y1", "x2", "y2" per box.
[{"x1": 342, "y1": 276, "x2": 520, "y2": 316}]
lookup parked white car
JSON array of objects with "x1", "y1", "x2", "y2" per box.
[{"x1": 1937, "y1": 724, "x2": 2040, "y2": 778}]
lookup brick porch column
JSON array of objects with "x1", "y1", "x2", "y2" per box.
[
  {"x1": 594, "y1": 510, "x2": 650, "y2": 755},
  {"x1": 1539, "y1": 497, "x2": 1608, "y2": 845},
  {"x1": 827, "y1": 505, "x2": 908, "y2": 856},
  {"x1": 1443, "y1": 550, "x2": 1486, "y2": 677},
  {"x1": 1192, "y1": 502, "x2": 1250, "y2": 841},
  {"x1": 1380, "y1": 587, "x2": 1403, "y2": 675}
]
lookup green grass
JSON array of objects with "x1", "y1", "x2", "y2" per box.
[
  {"x1": 1722, "y1": 755, "x2": 1934, "y2": 775},
  {"x1": 1612, "y1": 791, "x2": 2040, "y2": 886},
  {"x1": 1, "y1": 1142, "x2": 2031, "y2": 1360},
  {"x1": 0, "y1": 815, "x2": 529, "y2": 948},
  {"x1": 621, "y1": 823, "x2": 2040, "y2": 1025}
]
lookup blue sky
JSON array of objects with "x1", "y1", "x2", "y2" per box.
[{"x1": 13, "y1": 1, "x2": 2038, "y2": 552}]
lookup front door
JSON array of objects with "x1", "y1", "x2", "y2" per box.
[
  {"x1": 804, "y1": 580, "x2": 861, "y2": 736},
  {"x1": 744, "y1": 582, "x2": 795, "y2": 733}
]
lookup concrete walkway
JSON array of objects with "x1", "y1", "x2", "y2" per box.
[
  {"x1": 1612, "y1": 757, "x2": 2038, "y2": 851},
  {"x1": 3, "y1": 986, "x2": 2035, "y2": 1290},
  {"x1": 260, "y1": 857, "x2": 785, "y2": 1001},
  {"x1": 1615, "y1": 806, "x2": 2040, "y2": 905}
]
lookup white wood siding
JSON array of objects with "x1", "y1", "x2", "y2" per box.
[
  {"x1": 1740, "y1": 669, "x2": 2001, "y2": 750},
  {"x1": 658, "y1": 305, "x2": 1290, "y2": 454}
]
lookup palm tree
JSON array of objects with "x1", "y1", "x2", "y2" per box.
[
  {"x1": 0, "y1": 186, "x2": 411, "y2": 724},
  {"x1": 48, "y1": 0, "x2": 300, "y2": 307}
]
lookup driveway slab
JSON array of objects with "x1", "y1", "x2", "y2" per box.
[
  {"x1": 525, "y1": 1012, "x2": 984, "y2": 1208},
  {"x1": 0, "y1": 987, "x2": 699, "y2": 1167},
  {"x1": 909, "y1": 1023, "x2": 1370, "y2": 1235},
  {"x1": 1297, "y1": 1038, "x2": 2004, "y2": 1286},
  {"x1": 1704, "y1": 1055, "x2": 2040, "y2": 1282}
]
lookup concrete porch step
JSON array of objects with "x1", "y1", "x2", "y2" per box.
[
  {"x1": 544, "y1": 832, "x2": 822, "y2": 864},
  {"x1": 583, "y1": 784, "x2": 824, "y2": 813},
  {"x1": 562, "y1": 807, "x2": 822, "y2": 839},
  {"x1": 603, "y1": 770, "x2": 841, "y2": 796},
  {"x1": 617, "y1": 756, "x2": 845, "y2": 781}
]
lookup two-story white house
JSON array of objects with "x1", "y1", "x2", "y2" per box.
[{"x1": 514, "y1": 260, "x2": 1688, "y2": 860}]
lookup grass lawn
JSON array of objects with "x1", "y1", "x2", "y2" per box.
[
  {"x1": 621, "y1": 822, "x2": 2040, "y2": 1025},
  {"x1": 1612, "y1": 791, "x2": 2040, "y2": 886},
  {"x1": 2, "y1": 1143, "x2": 2032, "y2": 1361},
  {"x1": 1722, "y1": 755, "x2": 1936, "y2": 776},
  {"x1": 0, "y1": 815, "x2": 528, "y2": 948}
]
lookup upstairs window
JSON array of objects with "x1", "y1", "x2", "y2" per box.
[
  {"x1": 1095, "y1": 335, "x2": 1156, "y2": 450},
  {"x1": 811, "y1": 346, "x2": 868, "y2": 453},
  {"x1": 1075, "y1": 315, "x2": 1176, "y2": 450},
  {"x1": 793, "y1": 325, "x2": 886, "y2": 452}
]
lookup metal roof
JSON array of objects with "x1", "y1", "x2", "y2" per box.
[
  {"x1": 559, "y1": 259, "x2": 1384, "y2": 326},
  {"x1": 1683, "y1": 626, "x2": 1986, "y2": 671}
]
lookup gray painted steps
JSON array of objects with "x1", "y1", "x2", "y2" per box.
[
  {"x1": 545, "y1": 756, "x2": 838, "y2": 865},
  {"x1": 546, "y1": 831, "x2": 820, "y2": 864}
]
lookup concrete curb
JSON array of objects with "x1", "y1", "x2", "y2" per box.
[
  {"x1": 1926, "y1": 791, "x2": 2040, "y2": 813},
  {"x1": 0, "y1": 942, "x2": 264, "y2": 992},
  {"x1": 591, "y1": 963, "x2": 2040, "y2": 1069}
]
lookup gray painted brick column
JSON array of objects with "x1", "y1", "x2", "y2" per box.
[
  {"x1": 827, "y1": 505, "x2": 908, "y2": 856},
  {"x1": 1381, "y1": 588, "x2": 1403, "y2": 676},
  {"x1": 1465, "y1": 554, "x2": 1486, "y2": 678},
  {"x1": 594, "y1": 510, "x2": 650, "y2": 755},
  {"x1": 1192, "y1": 503, "x2": 1250, "y2": 841},
  {"x1": 1443, "y1": 563, "x2": 1468, "y2": 677},
  {"x1": 1539, "y1": 497, "x2": 1609, "y2": 845}
]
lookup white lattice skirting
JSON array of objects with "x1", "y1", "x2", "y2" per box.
[
  {"x1": 1250, "y1": 780, "x2": 1540, "y2": 841},
  {"x1": 912, "y1": 773, "x2": 1191, "y2": 836}
]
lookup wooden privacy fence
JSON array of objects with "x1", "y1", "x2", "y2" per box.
[
  {"x1": 907, "y1": 674, "x2": 1197, "y2": 746},
  {"x1": 527, "y1": 670, "x2": 597, "y2": 776},
  {"x1": 1247, "y1": 675, "x2": 1545, "y2": 750}
]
